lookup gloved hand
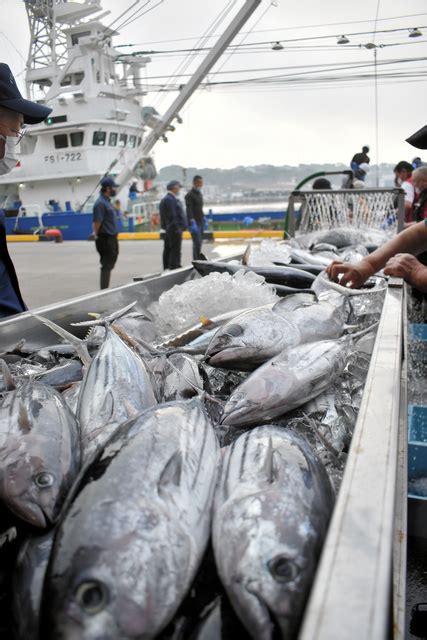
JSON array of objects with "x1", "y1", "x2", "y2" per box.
[{"x1": 189, "y1": 219, "x2": 198, "y2": 233}]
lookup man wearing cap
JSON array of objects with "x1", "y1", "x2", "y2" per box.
[
  {"x1": 159, "y1": 180, "x2": 187, "y2": 270},
  {"x1": 93, "y1": 177, "x2": 120, "y2": 289},
  {"x1": 0, "y1": 63, "x2": 51, "y2": 317},
  {"x1": 327, "y1": 125, "x2": 427, "y2": 292}
]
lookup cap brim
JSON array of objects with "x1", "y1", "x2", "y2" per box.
[
  {"x1": 0, "y1": 97, "x2": 52, "y2": 124},
  {"x1": 406, "y1": 125, "x2": 427, "y2": 150}
]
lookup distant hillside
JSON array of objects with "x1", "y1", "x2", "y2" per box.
[{"x1": 157, "y1": 163, "x2": 396, "y2": 190}]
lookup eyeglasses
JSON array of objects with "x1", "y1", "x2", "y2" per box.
[{"x1": 10, "y1": 126, "x2": 27, "y2": 145}]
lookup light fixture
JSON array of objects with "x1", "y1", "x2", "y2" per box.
[
  {"x1": 409, "y1": 27, "x2": 422, "y2": 38},
  {"x1": 337, "y1": 35, "x2": 350, "y2": 44},
  {"x1": 272, "y1": 41, "x2": 284, "y2": 51}
]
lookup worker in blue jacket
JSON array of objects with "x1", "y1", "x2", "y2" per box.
[
  {"x1": 159, "y1": 180, "x2": 187, "y2": 270},
  {"x1": 0, "y1": 63, "x2": 51, "y2": 317}
]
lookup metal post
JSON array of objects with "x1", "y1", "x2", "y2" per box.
[{"x1": 397, "y1": 190, "x2": 405, "y2": 233}]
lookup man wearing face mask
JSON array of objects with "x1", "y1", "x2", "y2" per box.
[
  {"x1": 92, "y1": 176, "x2": 120, "y2": 289},
  {"x1": 0, "y1": 63, "x2": 52, "y2": 317}
]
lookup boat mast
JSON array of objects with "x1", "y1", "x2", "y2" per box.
[
  {"x1": 24, "y1": 0, "x2": 104, "y2": 101},
  {"x1": 115, "y1": 0, "x2": 262, "y2": 187}
]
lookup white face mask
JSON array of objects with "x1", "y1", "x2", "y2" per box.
[{"x1": 0, "y1": 135, "x2": 17, "y2": 175}]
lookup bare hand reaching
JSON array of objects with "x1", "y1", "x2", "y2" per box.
[{"x1": 325, "y1": 259, "x2": 375, "y2": 288}]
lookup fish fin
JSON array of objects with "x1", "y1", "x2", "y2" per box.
[
  {"x1": 262, "y1": 437, "x2": 277, "y2": 484},
  {"x1": 0, "y1": 359, "x2": 15, "y2": 390},
  {"x1": 122, "y1": 398, "x2": 140, "y2": 419},
  {"x1": 70, "y1": 301, "x2": 138, "y2": 327},
  {"x1": 242, "y1": 242, "x2": 251, "y2": 266},
  {"x1": 87, "y1": 312, "x2": 101, "y2": 318},
  {"x1": 158, "y1": 451, "x2": 183, "y2": 494},
  {"x1": 18, "y1": 403, "x2": 32, "y2": 433},
  {"x1": 0, "y1": 526, "x2": 17, "y2": 548},
  {"x1": 31, "y1": 313, "x2": 92, "y2": 368}
]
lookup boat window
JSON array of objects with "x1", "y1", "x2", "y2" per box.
[
  {"x1": 109, "y1": 132, "x2": 118, "y2": 147},
  {"x1": 137, "y1": 137, "x2": 142, "y2": 146},
  {"x1": 93, "y1": 130, "x2": 106, "y2": 146},
  {"x1": 128, "y1": 135, "x2": 136, "y2": 148},
  {"x1": 70, "y1": 132, "x2": 84, "y2": 147},
  {"x1": 118, "y1": 133, "x2": 128, "y2": 147},
  {"x1": 54, "y1": 134, "x2": 68, "y2": 149}
]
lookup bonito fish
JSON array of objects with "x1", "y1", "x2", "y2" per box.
[
  {"x1": 220, "y1": 335, "x2": 352, "y2": 426},
  {"x1": 77, "y1": 327, "x2": 157, "y2": 462},
  {"x1": 0, "y1": 378, "x2": 80, "y2": 527},
  {"x1": 213, "y1": 426, "x2": 334, "y2": 640},
  {"x1": 42, "y1": 399, "x2": 219, "y2": 640},
  {"x1": 207, "y1": 291, "x2": 347, "y2": 370}
]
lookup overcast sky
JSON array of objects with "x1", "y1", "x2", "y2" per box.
[{"x1": 1, "y1": 0, "x2": 426, "y2": 169}]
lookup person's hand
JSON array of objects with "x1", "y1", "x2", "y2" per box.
[
  {"x1": 189, "y1": 219, "x2": 198, "y2": 233},
  {"x1": 326, "y1": 259, "x2": 375, "y2": 288},
  {"x1": 383, "y1": 253, "x2": 425, "y2": 285}
]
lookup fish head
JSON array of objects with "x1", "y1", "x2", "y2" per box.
[
  {"x1": 0, "y1": 443, "x2": 64, "y2": 527},
  {"x1": 44, "y1": 501, "x2": 192, "y2": 639},
  {"x1": 220, "y1": 497, "x2": 319, "y2": 639},
  {"x1": 206, "y1": 312, "x2": 287, "y2": 370}
]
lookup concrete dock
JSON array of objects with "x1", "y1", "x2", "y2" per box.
[{"x1": 8, "y1": 239, "x2": 221, "y2": 309}]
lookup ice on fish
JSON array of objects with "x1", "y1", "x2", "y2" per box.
[
  {"x1": 246, "y1": 239, "x2": 292, "y2": 267},
  {"x1": 149, "y1": 270, "x2": 279, "y2": 336}
]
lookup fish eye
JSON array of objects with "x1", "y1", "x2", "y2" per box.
[
  {"x1": 34, "y1": 472, "x2": 54, "y2": 488},
  {"x1": 225, "y1": 324, "x2": 244, "y2": 337},
  {"x1": 75, "y1": 581, "x2": 109, "y2": 614},
  {"x1": 268, "y1": 556, "x2": 298, "y2": 583}
]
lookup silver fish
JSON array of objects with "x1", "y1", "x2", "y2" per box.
[
  {"x1": 62, "y1": 382, "x2": 81, "y2": 415},
  {"x1": 213, "y1": 426, "x2": 334, "y2": 640},
  {"x1": 13, "y1": 531, "x2": 54, "y2": 640},
  {"x1": 220, "y1": 335, "x2": 352, "y2": 427},
  {"x1": 42, "y1": 399, "x2": 219, "y2": 640},
  {"x1": 77, "y1": 327, "x2": 157, "y2": 463},
  {"x1": 0, "y1": 382, "x2": 80, "y2": 527},
  {"x1": 160, "y1": 353, "x2": 204, "y2": 401},
  {"x1": 207, "y1": 291, "x2": 347, "y2": 371}
]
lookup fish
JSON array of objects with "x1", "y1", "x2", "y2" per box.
[
  {"x1": 41, "y1": 398, "x2": 219, "y2": 640},
  {"x1": 272, "y1": 262, "x2": 324, "y2": 275},
  {"x1": 77, "y1": 326, "x2": 157, "y2": 463},
  {"x1": 206, "y1": 291, "x2": 347, "y2": 371},
  {"x1": 0, "y1": 379, "x2": 81, "y2": 527},
  {"x1": 160, "y1": 353, "x2": 204, "y2": 401},
  {"x1": 192, "y1": 261, "x2": 316, "y2": 289},
  {"x1": 12, "y1": 531, "x2": 54, "y2": 640},
  {"x1": 212, "y1": 426, "x2": 334, "y2": 640},
  {"x1": 220, "y1": 334, "x2": 352, "y2": 427},
  {"x1": 34, "y1": 359, "x2": 83, "y2": 389},
  {"x1": 62, "y1": 382, "x2": 81, "y2": 415},
  {"x1": 290, "y1": 247, "x2": 339, "y2": 267}
]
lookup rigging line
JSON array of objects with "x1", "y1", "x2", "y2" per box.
[
  {"x1": 116, "y1": 0, "x2": 165, "y2": 32},
  {"x1": 152, "y1": 0, "x2": 237, "y2": 110},
  {"x1": 209, "y1": 0, "x2": 274, "y2": 82},
  {"x1": 154, "y1": 0, "x2": 236, "y2": 98},
  {"x1": 103, "y1": 0, "x2": 143, "y2": 31},
  {"x1": 372, "y1": 0, "x2": 381, "y2": 186},
  {"x1": 113, "y1": 1, "x2": 158, "y2": 33},
  {"x1": 116, "y1": 13, "x2": 427, "y2": 46}
]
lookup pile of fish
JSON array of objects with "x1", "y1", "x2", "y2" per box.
[{"x1": 0, "y1": 233, "x2": 388, "y2": 639}]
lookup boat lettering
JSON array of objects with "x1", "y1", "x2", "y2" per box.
[{"x1": 44, "y1": 152, "x2": 82, "y2": 163}]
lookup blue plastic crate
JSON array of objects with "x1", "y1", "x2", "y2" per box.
[
  {"x1": 409, "y1": 323, "x2": 427, "y2": 341},
  {"x1": 408, "y1": 404, "x2": 427, "y2": 481}
]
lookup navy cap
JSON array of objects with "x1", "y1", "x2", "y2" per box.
[
  {"x1": 0, "y1": 64, "x2": 52, "y2": 125},
  {"x1": 167, "y1": 180, "x2": 182, "y2": 189},
  {"x1": 406, "y1": 125, "x2": 427, "y2": 150},
  {"x1": 100, "y1": 176, "x2": 119, "y2": 189}
]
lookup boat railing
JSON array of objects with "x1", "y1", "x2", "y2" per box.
[
  {"x1": 129, "y1": 200, "x2": 160, "y2": 226},
  {"x1": 13, "y1": 204, "x2": 44, "y2": 234}
]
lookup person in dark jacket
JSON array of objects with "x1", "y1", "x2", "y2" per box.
[
  {"x1": 159, "y1": 180, "x2": 187, "y2": 270},
  {"x1": 351, "y1": 145, "x2": 370, "y2": 172},
  {"x1": 185, "y1": 175, "x2": 204, "y2": 260},
  {"x1": 93, "y1": 176, "x2": 120, "y2": 289},
  {"x1": 0, "y1": 63, "x2": 52, "y2": 317}
]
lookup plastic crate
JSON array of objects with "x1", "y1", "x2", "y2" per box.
[
  {"x1": 408, "y1": 323, "x2": 427, "y2": 341},
  {"x1": 408, "y1": 404, "x2": 427, "y2": 483}
]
